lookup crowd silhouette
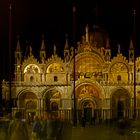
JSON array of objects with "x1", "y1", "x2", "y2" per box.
[{"x1": 7, "y1": 111, "x2": 72, "y2": 140}]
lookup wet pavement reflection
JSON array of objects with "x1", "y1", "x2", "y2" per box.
[{"x1": 1, "y1": 118, "x2": 140, "y2": 140}]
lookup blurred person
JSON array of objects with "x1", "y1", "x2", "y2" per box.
[
  {"x1": 47, "y1": 112, "x2": 61, "y2": 140},
  {"x1": 81, "y1": 115, "x2": 86, "y2": 128},
  {"x1": 32, "y1": 115, "x2": 41, "y2": 140},
  {"x1": 56, "y1": 114, "x2": 72, "y2": 140},
  {"x1": 8, "y1": 111, "x2": 29, "y2": 140},
  {"x1": 39, "y1": 115, "x2": 48, "y2": 140}
]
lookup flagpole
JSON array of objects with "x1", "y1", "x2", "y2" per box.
[
  {"x1": 72, "y1": 6, "x2": 77, "y2": 126},
  {"x1": 133, "y1": 9, "x2": 136, "y2": 119},
  {"x1": 9, "y1": 0, "x2": 12, "y2": 118}
]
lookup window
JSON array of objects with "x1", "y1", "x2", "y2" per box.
[
  {"x1": 51, "y1": 102, "x2": 58, "y2": 111},
  {"x1": 30, "y1": 76, "x2": 34, "y2": 82},
  {"x1": 117, "y1": 75, "x2": 121, "y2": 81},
  {"x1": 54, "y1": 76, "x2": 58, "y2": 82}
]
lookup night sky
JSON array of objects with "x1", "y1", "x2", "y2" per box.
[{"x1": 0, "y1": 0, "x2": 139, "y2": 81}]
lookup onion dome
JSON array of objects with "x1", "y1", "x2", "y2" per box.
[{"x1": 89, "y1": 25, "x2": 109, "y2": 49}]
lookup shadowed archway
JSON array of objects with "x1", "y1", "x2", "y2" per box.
[{"x1": 111, "y1": 88, "x2": 130, "y2": 119}]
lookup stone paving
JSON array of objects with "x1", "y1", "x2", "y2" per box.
[
  {"x1": 1, "y1": 119, "x2": 140, "y2": 140},
  {"x1": 71, "y1": 124, "x2": 140, "y2": 140}
]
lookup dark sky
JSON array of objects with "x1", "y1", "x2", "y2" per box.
[{"x1": 0, "y1": 0, "x2": 139, "y2": 80}]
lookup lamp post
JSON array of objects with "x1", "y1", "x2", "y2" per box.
[
  {"x1": 9, "y1": 0, "x2": 12, "y2": 118},
  {"x1": 72, "y1": 6, "x2": 77, "y2": 126},
  {"x1": 133, "y1": 9, "x2": 136, "y2": 119}
]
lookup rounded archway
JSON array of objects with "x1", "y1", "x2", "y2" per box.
[
  {"x1": 78, "y1": 98, "x2": 98, "y2": 123},
  {"x1": 18, "y1": 91, "x2": 38, "y2": 119},
  {"x1": 18, "y1": 92, "x2": 37, "y2": 108},
  {"x1": 44, "y1": 89, "x2": 61, "y2": 112},
  {"x1": 111, "y1": 88, "x2": 130, "y2": 119},
  {"x1": 75, "y1": 83, "x2": 102, "y2": 123}
]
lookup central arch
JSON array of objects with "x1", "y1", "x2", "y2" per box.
[
  {"x1": 78, "y1": 98, "x2": 98, "y2": 123},
  {"x1": 75, "y1": 83, "x2": 102, "y2": 123}
]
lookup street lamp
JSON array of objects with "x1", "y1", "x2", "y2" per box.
[
  {"x1": 72, "y1": 5, "x2": 77, "y2": 126},
  {"x1": 133, "y1": 9, "x2": 136, "y2": 119},
  {"x1": 9, "y1": 0, "x2": 12, "y2": 118}
]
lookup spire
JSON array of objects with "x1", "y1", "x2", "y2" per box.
[
  {"x1": 85, "y1": 24, "x2": 89, "y2": 42},
  {"x1": 16, "y1": 35, "x2": 21, "y2": 52},
  {"x1": 29, "y1": 45, "x2": 33, "y2": 56},
  {"x1": 15, "y1": 35, "x2": 22, "y2": 65},
  {"x1": 40, "y1": 35, "x2": 46, "y2": 51},
  {"x1": 105, "y1": 38, "x2": 111, "y2": 62},
  {"x1": 129, "y1": 37, "x2": 134, "y2": 50},
  {"x1": 106, "y1": 38, "x2": 110, "y2": 49},
  {"x1": 40, "y1": 35, "x2": 46, "y2": 63},
  {"x1": 64, "y1": 34, "x2": 70, "y2": 62},
  {"x1": 64, "y1": 34, "x2": 69, "y2": 50},
  {"x1": 53, "y1": 44, "x2": 56, "y2": 55},
  {"x1": 117, "y1": 44, "x2": 121, "y2": 54}
]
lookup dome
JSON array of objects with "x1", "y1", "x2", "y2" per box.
[{"x1": 89, "y1": 25, "x2": 109, "y2": 48}]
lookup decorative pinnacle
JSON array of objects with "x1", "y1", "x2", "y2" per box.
[
  {"x1": 133, "y1": 9, "x2": 136, "y2": 15},
  {"x1": 9, "y1": 4, "x2": 12, "y2": 10},
  {"x1": 73, "y1": 6, "x2": 76, "y2": 13}
]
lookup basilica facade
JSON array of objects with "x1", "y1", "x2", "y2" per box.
[{"x1": 2, "y1": 25, "x2": 140, "y2": 122}]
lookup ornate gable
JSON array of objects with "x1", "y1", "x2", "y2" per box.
[
  {"x1": 110, "y1": 53, "x2": 128, "y2": 70},
  {"x1": 46, "y1": 54, "x2": 65, "y2": 73},
  {"x1": 108, "y1": 54, "x2": 129, "y2": 82},
  {"x1": 22, "y1": 55, "x2": 39, "y2": 72}
]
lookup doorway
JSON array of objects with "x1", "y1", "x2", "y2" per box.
[
  {"x1": 83, "y1": 101, "x2": 93, "y2": 123},
  {"x1": 84, "y1": 107, "x2": 92, "y2": 122},
  {"x1": 117, "y1": 100, "x2": 124, "y2": 119}
]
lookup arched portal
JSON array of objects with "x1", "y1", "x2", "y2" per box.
[
  {"x1": 18, "y1": 92, "x2": 37, "y2": 119},
  {"x1": 83, "y1": 101, "x2": 92, "y2": 122},
  {"x1": 76, "y1": 83, "x2": 101, "y2": 123},
  {"x1": 44, "y1": 89, "x2": 61, "y2": 113},
  {"x1": 111, "y1": 88, "x2": 130, "y2": 119},
  {"x1": 79, "y1": 99, "x2": 97, "y2": 123}
]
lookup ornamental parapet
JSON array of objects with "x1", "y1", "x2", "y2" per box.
[
  {"x1": 7, "y1": 81, "x2": 71, "y2": 87},
  {"x1": 100, "y1": 81, "x2": 135, "y2": 86}
]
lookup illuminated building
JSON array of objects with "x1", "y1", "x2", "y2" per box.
[{"x1": 1, "y1": 25, "x2": 140, "y2": 122}]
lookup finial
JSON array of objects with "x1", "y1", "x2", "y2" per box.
[
  {"x1": 29, "y1": 46, "x2": 33, "y2": 56},
  {"x1": 117, "y1": 44, "x2": 121, "y2": 54},
  {"x1": 16, "y1": 35, "x2": 20, "y2": 52},
  {"x1": 82, "y1": 36, "x2": 85, "y2": 44},
  {"x1": 129, "y1": 37, "x2": 134, "y2": 49},
  {"x1": 65, "y1": 34, "x2": 69, "y2": 50},
  {"x1": 40, "y1": 35, "x2": 45, "y2": 51},
  {"x1": 85, "y1": 24, "x2": 89, "y2": 42},
  {"x1": 9, "y1": 3, "x2": 12, "y2": 11},
  {"x1": 73, "y1": 6, "x2": 76, "y2": 13},
  {"x1": 133, "y1": 9, "x2": 136, "y2": 15},
  {"x1": 54, "y1": 44, "x2": 56, "y2": 55}
]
